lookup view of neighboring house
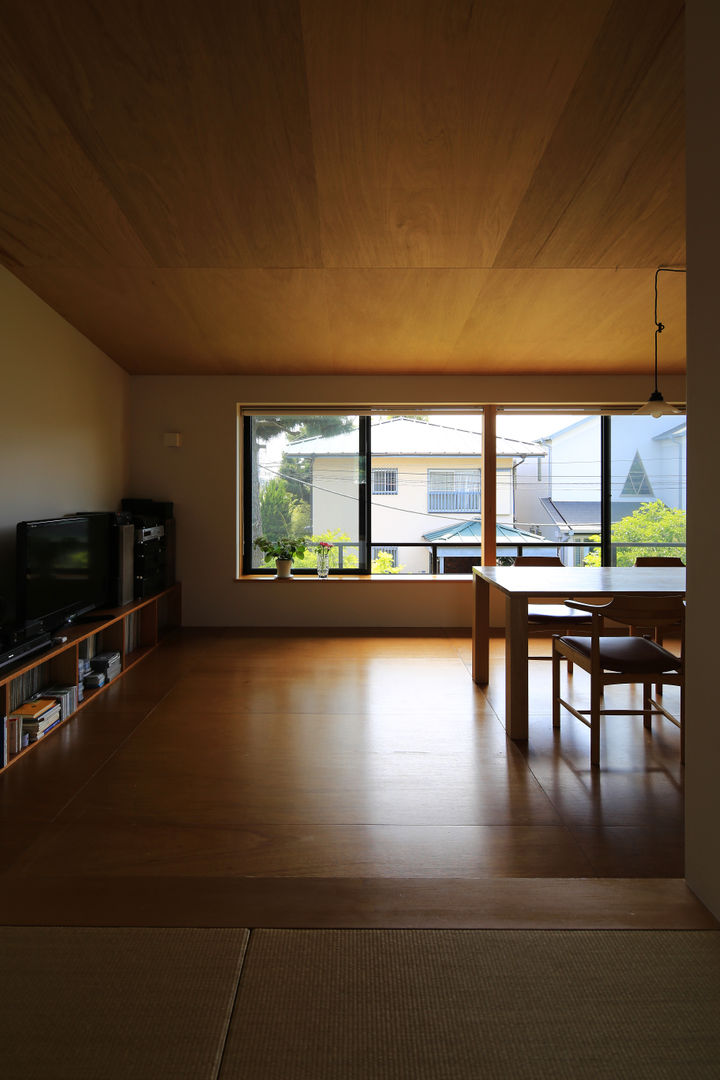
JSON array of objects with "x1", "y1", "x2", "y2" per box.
[
  {"x1": 283, "y1": 417, "x2": 547, "y2": 573},
  {"x1": 514, "y1": 415, "x2": 687, "y2": 563},
  {"x1": 258, "y1": 413, "x2": 687, "y2": 572}
]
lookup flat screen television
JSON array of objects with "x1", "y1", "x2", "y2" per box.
[{"x1": 16, "y1": 515, "x2": 112, "y2": 631}]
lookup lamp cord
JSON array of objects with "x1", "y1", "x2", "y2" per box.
[{"x1": 654, "y1": 266, "x2": 686, "y2": 394}]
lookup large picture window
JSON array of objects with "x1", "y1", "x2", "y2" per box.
[
  {"x1": 240, "y1": 410, "x2": 686, "y2": 574},
  {"x1": 242, "y1": 411, "x2": 486, "y2": 574}
]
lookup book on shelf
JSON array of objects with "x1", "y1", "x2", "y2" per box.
[
  {"x1": 22, "y1": 705, "x2": 61, "y2": 732},
  {"x1": 7, "y1": 716, "x2": 21, "y2": 756},
  {"x1": 2, "y1": 717, "x2": 8, "y2": 766},
  {"x1": 38, "y1": 684, "x2": 79, "y2": 720},
  {"x1": 9, "y1": 698, "x2": 59, "y2": 721},
  {"x1": 23, "y1": 715, "x2": 62, "y2": 742}
]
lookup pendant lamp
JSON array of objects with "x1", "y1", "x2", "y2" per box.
[{"x1": 635, "y1": 267, "x2": 686, "y2": 417}]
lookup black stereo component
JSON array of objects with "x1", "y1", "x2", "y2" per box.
[
  {"x1": 121, "y1": 498, "x2": 175, "y2": 599},
  {"x1": 121, "y1": 499, "x2": 174, "y2": 524}
]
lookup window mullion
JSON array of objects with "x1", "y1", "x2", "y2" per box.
[
  {"x1": 601, "y1": 414, "x2": 612, "y2": 566},
  {"x1": 242, "y1": 419, "x2": 254, "y2": 574},
  {"x1": 360, "y1": 417, "x2": 371, "y2": 573}
]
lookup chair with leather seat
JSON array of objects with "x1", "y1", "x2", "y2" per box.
[
  {"x1": 551, "y1": 594, "x2": 685, "y2": 768},
  {"x1": 513, "y1": 555, "x2": 596, "y2": 670},
  {"x1": 633, "y1": 556, "x2": 685, "y2": 680}
]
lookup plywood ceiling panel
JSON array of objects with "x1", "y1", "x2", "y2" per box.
[
  {"x1": 10, "y1": 268, "x2": 335, "y2": 374},
  {"x1": 0, "y1": 32, "x2": 153, "y2": 269},
  {"x1": 452, "y1": 268, "x2": 686, "y2": 373},
  {"x1": 1, "y1": 0, "x2": 323, "y2": 267},
  {"x1": 0, "y1": 0, "x2": 686, "y2": 377},
  {"x1": 303, "y1": 0, "x2": 613, "y2": 268},
  {"x1": 493, "y1": 0, "x2": 685, "y2": 268},
  {"x1": 12, "y1": 266, "x2": 685, "y2": 377}
]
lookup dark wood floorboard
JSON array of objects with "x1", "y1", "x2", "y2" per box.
[{"x1": 0, "y1": 628, "x2": 713, "y2": 928}]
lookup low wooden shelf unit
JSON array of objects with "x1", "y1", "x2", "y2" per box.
[{"x1": 1, "y1": 582, "x2": 181, "y2": 772}]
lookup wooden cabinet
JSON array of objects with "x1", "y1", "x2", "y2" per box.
[{"x1": 1, "y1": 583, "x2": 181, "y2": 772}]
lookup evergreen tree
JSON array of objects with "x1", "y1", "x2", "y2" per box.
[
  {"x1": 251, "y1": 416, "x2": 355, "y2": 541},
  {"x1": 259, "y1": 478, "x2": 294, "y2": 541}
]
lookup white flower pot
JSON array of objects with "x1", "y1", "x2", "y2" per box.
[{"x1": 275, "y1": 558, "x2": 292, "y2": 579}]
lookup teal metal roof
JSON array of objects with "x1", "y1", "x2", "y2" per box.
[{"x1": 423, "y1": 519, "x2": 543, "y2": 543}]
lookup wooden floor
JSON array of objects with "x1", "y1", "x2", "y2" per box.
[{"x1": 0, "y1": 629, "x2": 714, "y2": 928}]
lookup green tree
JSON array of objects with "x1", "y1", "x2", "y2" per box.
[
  {"x1": 584, "y1": 500, "x2": 686, "y2": 566},
  {"x1": 252, "y1": 416, "x2": 356, "y2": 540},
  {"x1": 289, "y1": 498, "x2": 310, "y2": 535},
  {"x1": 259, "y1": 478, "x2": 294, "y2": 541},
  {"x1": 293, "y1": 530, "x2": 358, "y2": 570},
  {"x1": 292, "y1": 531, "x2": 404, "y2": 573},
  {"x1": 371, "y1": 550, "x2": 403, "y2": 574}
]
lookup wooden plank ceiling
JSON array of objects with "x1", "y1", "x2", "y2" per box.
[{"x1": 0, "y1": 0, "x2": 685, "y2": 376}]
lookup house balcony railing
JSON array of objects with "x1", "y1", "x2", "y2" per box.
[
  {"x1": 287, "y1": 539, "x2": 686, "y2": 573},
  {"x1": 427, "y1": 491, "x2": 481, "y2": 513}
]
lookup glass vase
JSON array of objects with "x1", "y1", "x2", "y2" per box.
[{"x1": 317, "y1": 547, "x2": 331, "y2": 578}]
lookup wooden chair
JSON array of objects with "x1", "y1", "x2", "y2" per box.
[
  {"x1": 633, "y1": 556, "x2": 685, "y2": 683},
  {"x1": 551, "y1": 594, "x2": 685, "y2": 768},
  {"x1": 513, "y1": 555, "x2": 595, "y2": 670}
]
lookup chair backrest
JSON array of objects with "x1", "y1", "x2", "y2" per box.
[
  {"x1": 591, "y1": 593, "x2": 685, "y2": 629},
  {"x1": 634, "y1": 556, "x2": 685, "y2": 566},
  {"x1": 513, "y1": 556, "x2": 564, "y2": 567}
]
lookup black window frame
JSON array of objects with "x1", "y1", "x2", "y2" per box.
[
  {"x1": 243, "y1": 413, "x2": 373, "y2": 575},
  {"x1": 241, "y1": 410, "x2": 683, "y2": 575}
]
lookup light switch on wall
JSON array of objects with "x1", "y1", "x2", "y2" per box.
[{"x1": 163, "y1": 432, "x2": 182, "y2": 447}]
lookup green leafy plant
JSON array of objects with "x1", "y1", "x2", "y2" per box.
[
  {"x1": 371, "y1": 550, "x2": 403, "y2": 574},
  {"x1": 584, "y1": 500, "x2": 686, "y2": 566},
  {"x1": 259, "y1": 478, "x2": 294, "y2": 539},
  {"x1": 293, "y1": 530, "x2": 356, "y2": 569},
  {"x1": 291, "y1": 530, "x2": 405, "y2": 573},
  {"x1": 254, "y1": 535, "x2": 307, "y2": 563}
]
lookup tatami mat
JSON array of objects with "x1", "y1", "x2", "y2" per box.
[
  {"x1": 0, "y1": 927, "x2": 248, "y2": 1080},
  {"x1": 222, "y1": 928, "x2": 720, "y2": 1079},
  {"x1": 2, "y1": 926, "x2": 718, "y2": 1079}
]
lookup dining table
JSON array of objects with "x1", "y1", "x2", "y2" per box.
[{"x1": 472, "y1": 565, "x2": 687, "y2": 740}]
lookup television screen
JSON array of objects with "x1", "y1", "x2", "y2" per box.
[{"x1": 17, "y1": 515, "x2": 111, "y2": 630}]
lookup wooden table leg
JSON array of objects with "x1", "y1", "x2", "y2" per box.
[
  {"x1": 505, "y1": 593, "x2": 529, "y2": 740},
  {"x1": 472, "y1": 573, "x2": 490, "y2": 685}
]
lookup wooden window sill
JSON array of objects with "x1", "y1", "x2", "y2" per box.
[{"x1": 235, "y1": 574, "x2": 473, "y2": 582}]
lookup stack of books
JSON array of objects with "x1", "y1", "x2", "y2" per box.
[
  {"x1": 39, "y1": 685, "x2": 79, "y2": 720},
  {"x1": 8, "y1": 698, "x2": 62, "y2": 751},
  {"x1": 90, "y1": 651, "x2": 122, "y2": 682}
]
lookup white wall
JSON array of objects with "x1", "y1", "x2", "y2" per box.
[
  {"x1": 312, "y1": 457, "x2": 360, "y2": 542},
  {"x1": 544, "y1": 418, "x2": 602, "y2": 502},
  {"x1": 0, "y1": 267, "x2": 128, "y2": 622},
  {"x1": 127, "y1": 373, "x2": 685, "y2": 627},
  {"x1": 685, "y1": 0, "x2": 720, "y2": 918}
]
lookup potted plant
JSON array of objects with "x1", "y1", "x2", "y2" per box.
[{"x1": 254, "y1": 535, "x2": 307, "y2": 579}]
